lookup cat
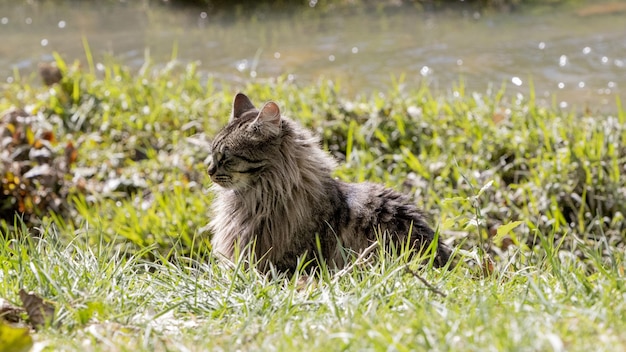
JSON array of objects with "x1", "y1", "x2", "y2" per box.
[{"x1": 208, "y1": 93, "x2": 450, "y2": 272}]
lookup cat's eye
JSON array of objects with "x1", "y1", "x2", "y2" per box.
[
  {"x1": 221, "y1": 158, "x2": 233, "y2": 168},
  {"x1": 213, "y1": 151, "x2": 228, "y2": 166},
  {"x1": 216, "y1": 151, "x2": 235, "y2": 168}
]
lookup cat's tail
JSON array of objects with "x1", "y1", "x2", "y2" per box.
[
  {"x1": 433, "y1": 240, "x2": 453, "y2": 269},
  {"x1": 408, "y1": 219, "x2": 453, "y2": 269}
]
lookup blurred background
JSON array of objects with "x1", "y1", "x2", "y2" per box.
[{"x1": 1, "y1": 0, "x2": 625, "y2": 112}]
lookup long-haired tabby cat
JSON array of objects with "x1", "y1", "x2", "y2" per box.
[{"x1": 208, "y1": 93, "x2": 450, "y2": 272}]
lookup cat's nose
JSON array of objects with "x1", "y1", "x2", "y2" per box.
[{"x1": 207, "y1": 163, "x2": 217, "y2": 176}]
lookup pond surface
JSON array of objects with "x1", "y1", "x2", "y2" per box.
[{"x1": 1, "y1": 1, "x2": 625, "y2": 112}]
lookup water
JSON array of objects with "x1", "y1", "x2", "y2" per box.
[{"x1": 1, "y1": 1, "x2": 625, "y2": 112}]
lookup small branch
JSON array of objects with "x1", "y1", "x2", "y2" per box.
[
  {"x1": 333, "y1": 241, "x2": 379, "y2": 281},
  {"x1": 404, "y1": 266, "x2": 448, "y2": 298}
]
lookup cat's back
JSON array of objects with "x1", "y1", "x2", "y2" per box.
[
  {"x1": 343, "y1": 182, "x2": 424, "y2": 224},
  {"x1": 339, "y1": 181, "x2": 439, "y2": 257}
]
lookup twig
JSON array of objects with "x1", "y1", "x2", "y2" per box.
[
  {"x1": 404, "y1": 266, "x2": 448, "y2": 298},
  {"x1": 332, "y1": 241, "x2": 379, "y2": 281}
]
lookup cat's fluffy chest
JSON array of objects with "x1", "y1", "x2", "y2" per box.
[{"x1": 210, "y1": 176, "x2": 350, "y2": 269}]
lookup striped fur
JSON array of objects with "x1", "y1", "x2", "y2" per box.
[{"x1": 208, "y1": 93, "x2": 450, "y2": 272}]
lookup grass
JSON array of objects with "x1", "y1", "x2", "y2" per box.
[
  {"x1": 1, "y1": 224, "x2": 625, "y2": 351},
  {"x1": 1, "y1": 55, "x2": 626, "y2": 350}
]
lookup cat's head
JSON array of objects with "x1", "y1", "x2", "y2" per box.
[{"x1": 208, "y1": 93, "x2": 283, "y2": 190}]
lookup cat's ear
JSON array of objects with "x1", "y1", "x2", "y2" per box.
[
  {"x1": 232, "y1": 93, "x2": 256, "y2": 120},
  {"x1": 251, "y1": 102, "x2": 281, "y2": 135},
  {"x1": 256, "y1": 102, "x2": 281, "y2": 126}
]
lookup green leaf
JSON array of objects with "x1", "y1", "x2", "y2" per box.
[
  {"x1": 477, "y1": 180, "x2": 494, "y2": 198},
  {"x1": 373, "y1": 129, "x2": 389, "y2": 147},
  {"x1": 401, "y1": 146, "x2": 429, "y2": 179},
  {"x1": 346, "y1": 120, "x2": 356, "y2": 162},
  {"x1": 493, "y1": 221, "x2": 524, "y2": 245},
  {"x1": 0, "y1": 321, "x2": 33, "y2": 352},
  {"x1": 52, "y1": 51, "x2": 67, "y2": 72}
]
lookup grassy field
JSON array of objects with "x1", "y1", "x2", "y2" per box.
[{"x1": 1, "y1": 56, "x2": 625, "y2": 351}]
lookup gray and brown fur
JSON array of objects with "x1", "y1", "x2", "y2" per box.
[{"x1": 208, "y1": 93, "x2": 450, "y2": 272}]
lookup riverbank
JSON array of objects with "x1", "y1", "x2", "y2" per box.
[{"x1": 1, "y1": 57, "x2": 625, "y2": 350}]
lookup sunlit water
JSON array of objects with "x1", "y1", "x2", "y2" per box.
[{"x1": 1, "y1": 2, "x2": 625, "y2": 112}]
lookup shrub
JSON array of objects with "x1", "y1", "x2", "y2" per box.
[{"x1": 0, "y1": 108, "x2": 76, "y2": 227}]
